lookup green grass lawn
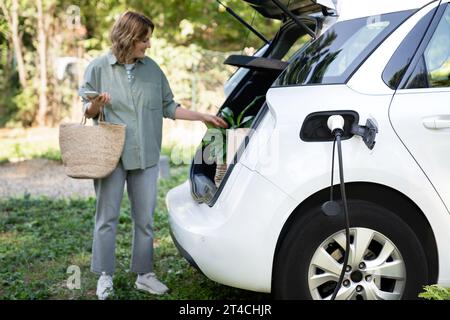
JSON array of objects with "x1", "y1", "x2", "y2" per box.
[{"x1": 0, "y1": 165, "x2": 270, "y2": 300}]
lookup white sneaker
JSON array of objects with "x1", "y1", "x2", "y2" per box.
[
  {"x1": 96, "y1": 272, "x2": 113, "y2": 300},
  {"x1": 135, "y1": 272, "x2": 169, "y2": 295}
]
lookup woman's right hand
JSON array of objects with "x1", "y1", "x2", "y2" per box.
[
  {"x1": 89, "y1": 92, "x2": 110, "y2": 110},
  {"x1": 86, "y1": 92, "x2": 110, "y2": 118}
]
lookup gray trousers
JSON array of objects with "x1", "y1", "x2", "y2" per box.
[{"x1": 91, "y1": 161, "x2": 158, "y2": 275}]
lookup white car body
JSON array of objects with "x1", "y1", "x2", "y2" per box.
[{"x1": 167, "y1": 0, "x2": 450, "y2": 299}]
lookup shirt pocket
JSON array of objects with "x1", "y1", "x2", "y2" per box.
[{"x1": 142, "y1": 82, "x2": 163, "y2": 111}]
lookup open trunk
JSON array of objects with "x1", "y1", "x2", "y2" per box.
[
  {"x1": 189, "y1": 0, "x2": 340, "y2": 205},
  {"x1": 189, "y1": 13, "x2": 322, "y2": 205}
]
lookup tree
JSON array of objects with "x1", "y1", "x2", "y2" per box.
[
  {"x1": 36, "y1": 0, "x2": 48, "y2": 126},
  {"x1": 126, "y1": 0, "x2": 279, "y2": 51}
]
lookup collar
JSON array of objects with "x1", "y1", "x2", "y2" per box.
[{"x1": 107, "y1": 51, "x2": 146, "y2": 65}]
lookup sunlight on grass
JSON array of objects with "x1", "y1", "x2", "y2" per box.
[{"x1": 0, "y1": 128, "x2": 61, "y2": 163}]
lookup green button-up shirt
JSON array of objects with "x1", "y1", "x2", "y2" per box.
[{"x1": 79, "y1": 51, "x2": 179, "y2": 170}]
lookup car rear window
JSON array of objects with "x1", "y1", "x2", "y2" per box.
[{"x1": 273, "y1": 10, "x2": 414, "y2": 87}]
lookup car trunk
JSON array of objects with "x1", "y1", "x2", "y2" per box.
[{"x1": 190, "y1": 1, "x2": 326, "y2": 205}]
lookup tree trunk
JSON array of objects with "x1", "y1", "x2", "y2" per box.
[
  {"x1": 0, "y1": 0, "x2": 27, "y2": 87},
  {"x1": 36, "y1": 0, "x2": 48, "y2": 127}
]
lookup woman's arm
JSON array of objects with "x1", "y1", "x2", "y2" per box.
[
  {"x1": 79, "y1": 62, "x2": 111, "y2": 119},
  {"x1": 174, "y1": 106, "x2": 228, "y2": 128}
]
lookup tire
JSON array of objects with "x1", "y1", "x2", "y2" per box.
[{"x1": 273, "y1": 200, "x2": 429, "y2": 300}]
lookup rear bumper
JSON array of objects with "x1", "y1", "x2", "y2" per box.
[
  {"x1": 169, "y1": 228, "x2": 202, "y2": 273},
  {"x1": 166, "y1": 163, "x2": 297, "y2": 292}
]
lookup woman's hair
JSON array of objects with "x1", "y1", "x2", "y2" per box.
[{"x1": 110, "y1": 11, "x2": 154, "y2": 64}]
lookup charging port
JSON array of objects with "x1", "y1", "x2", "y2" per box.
[{"x1": 300, "y1": 110, "x2": 359, "y2": 142}]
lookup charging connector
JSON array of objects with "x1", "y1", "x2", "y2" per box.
[{"x1": 327, "y1": 115, "x2": 345, "y2": 135}]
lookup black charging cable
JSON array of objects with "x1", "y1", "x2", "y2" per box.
[
  {"x1": 332, "y1": 132, "x2": 351, "y2": 300},
  {"x1": 330, "y1": 138, "x2": 336, "y2": 202},
  {"x1": 321, "y1": 116, "x2": 351, "y2": 300}
]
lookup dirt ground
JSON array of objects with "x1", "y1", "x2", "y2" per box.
[{"x1": 0, "y1": 158, "x2": 95, "y2": 199}]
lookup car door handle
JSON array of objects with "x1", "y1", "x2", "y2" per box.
[{"x1": 422, "y1": 117, "x2": 450, "y2": 129}]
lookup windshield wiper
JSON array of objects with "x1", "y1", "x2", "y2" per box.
[{"x1": 217, "y1": 0, "x2": 270, "y2": 44}]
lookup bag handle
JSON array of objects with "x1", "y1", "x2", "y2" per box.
[{"x1": 81, "y1": 106, "x2": 105, "y2": 125}]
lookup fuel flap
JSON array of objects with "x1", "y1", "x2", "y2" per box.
[{"x1": 242, "y1": 0, "x2": 326, "y2": 20}]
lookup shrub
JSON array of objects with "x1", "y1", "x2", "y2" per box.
[{"x1": 419, "y1": 285, "x2": 450, "y2": 300}]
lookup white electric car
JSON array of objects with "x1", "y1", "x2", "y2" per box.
[{"x1": 167, "y1": 0, "x2": 450, "y2": 300}]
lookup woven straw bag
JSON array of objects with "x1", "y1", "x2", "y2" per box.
[{"x1": 59, "y1": 111, "x2": 126, "y2": 179}]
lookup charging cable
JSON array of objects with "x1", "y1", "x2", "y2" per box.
[{"x1": 323, "y1": 115, "x2": 351, "y2": 300}]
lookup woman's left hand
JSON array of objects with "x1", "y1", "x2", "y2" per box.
[{"x1": 202, "y1": 114, "x2": 229, "y2": 128}]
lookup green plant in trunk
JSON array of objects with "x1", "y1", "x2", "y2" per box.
[{"x1": 202, "y1": 95, "x2": 264, "y2": 164}]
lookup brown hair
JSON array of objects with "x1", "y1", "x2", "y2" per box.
[{"x1": 110, "y1": 11, "x2": 154, "y2": 64}]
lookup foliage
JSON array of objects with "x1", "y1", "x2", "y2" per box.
[
  {"x1": 202, "y1": 95, "x2": 263, "y2": 163},
  {"x1": 125, "y1": 0, "x2": 279, "y2": 51},
  {"x1": 0, "y1": 0, "x2": 280, "y2": 127},
  {"x1": 419, "y1": 285, "x2": 450, "y2": 300},
  {"x1": 220, "y1": 95, "x2": 264, "y2": 129},
  {"x1": 12, "y1": 86, "x2": 38, "y2": 127},
  {"x1": 0, "y1": 166, "x2": 270, "y2": 300},
  {"x1": 0, "y1": 78, "x2": 19, "y2": 127},
  {"x1": 148, "y1": 37, "x2": 235, "y2": 113}
]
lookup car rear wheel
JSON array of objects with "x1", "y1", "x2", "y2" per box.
[{"x1": 273, "y1": 200, "x2": 429, "y2": 300}]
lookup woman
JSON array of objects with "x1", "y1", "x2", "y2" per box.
[{"x1": 79, "y1": 11, "x2": 227, "y2": 300}]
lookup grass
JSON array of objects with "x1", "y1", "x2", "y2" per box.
[
  {"x1": 419, "y1": 285, "x2": 450, "y2": 300},
  {"x1": 0, "y1": 165, "x2": 270, "y2": 300},
  {"x1": 0, "y1": 128, "x2": 61, "y2": 164},
  {"x1": 0, "y1": 142, "x2": 61, "y2": 164}
]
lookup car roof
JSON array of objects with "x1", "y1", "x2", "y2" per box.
[{"x1": 331, "y1": 0, "x2": 436, "y2": 22}]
